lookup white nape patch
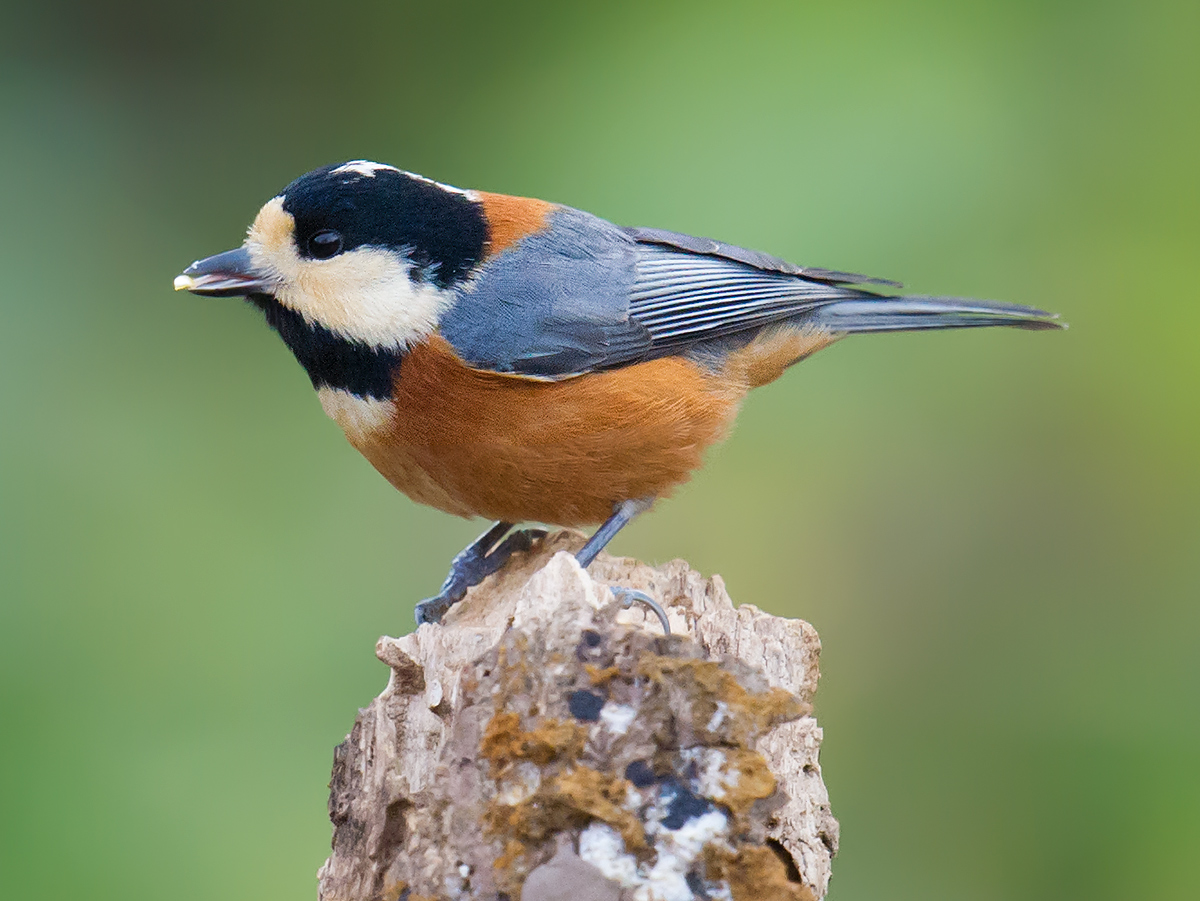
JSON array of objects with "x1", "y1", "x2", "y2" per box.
[
  {"x1": 333, "y1": 160, "x2": 401, "y2": 178},
  {"x1": 399, "y1": 169, "x2": 476, "y2": 199},
  {"x1": 246, "y1": 197, "x2": 454, "y2": 349},
  {"x1": 599, "y1": 703, "x2": 638, "y2": 735},
  {"x1": 333, "y1": 160, "x2": 477, "y2": 199},
  {"x1": 317, "y1": 387, "x2": 396, "y2": 443}
]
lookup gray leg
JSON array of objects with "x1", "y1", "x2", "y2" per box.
[
  {"x1": 576, "y1": 498, "x2": 671, "y2": 634},
  {"x1": 414, "y1": 521, "x2": 546, "y2": 625},
  {"x1": 576, "y1": 497, "x2": 654, "y2": 567},
  {"x1": 417, "y1": 499, "x2": 666, "y2": 630}
]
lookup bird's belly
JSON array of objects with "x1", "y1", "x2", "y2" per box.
[{"x1": 331, "y1": 336, "x2": 747, "y2": 526}]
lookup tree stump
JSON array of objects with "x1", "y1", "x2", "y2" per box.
[{"x1": 317, "y1": 532, "x2": 837, "y2": 901}]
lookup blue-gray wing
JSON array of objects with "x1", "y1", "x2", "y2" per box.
[
  {"x1": 439, "y1": 210, "x2": 889, "y2": 379},
  {"x1": 623, "y1": 226, "x2": 902, "y2": 288},
  {"x1": 439, "y1": 207, "x2": 652, "y2": 378},
  {"x1": 627, "y1": 243, "x2": 882, "y2": 356},
  {"x1": 624, "y1": 227, "x2": 1060, "y2": 340}
]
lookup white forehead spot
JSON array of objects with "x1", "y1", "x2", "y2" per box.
[{"x1": 332, "y1": 160, "x2": 400, "y2": 178}]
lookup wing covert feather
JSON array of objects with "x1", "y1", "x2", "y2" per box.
[
  {"x1": 439, "y1": 208, "x2": 651, "y2": 378},
  {"x1": 438, "y1": 209, "x2": 896, "y2": 379}
]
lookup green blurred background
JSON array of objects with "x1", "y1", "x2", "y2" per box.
[{"x1": 2, "y1": 1, "x2": 1197, "y2": 898}]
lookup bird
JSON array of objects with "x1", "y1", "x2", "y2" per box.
[{"x1": 175, "y1": 160, "x2": 1062, "y2": 627}]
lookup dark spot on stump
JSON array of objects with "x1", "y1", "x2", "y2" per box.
[
  {"x1": 624, "y1": 759, "x2": 657, "y2": 787},
  {"x1": 567, "y1": 689, "x2": 606, "y2": 722},
  {"x1": 661, "y1": 778, "x2": 715, "y2": 829}
]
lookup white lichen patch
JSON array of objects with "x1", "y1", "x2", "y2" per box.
[
  {"x1": 580, "y1": 805, "x2": 732, "y2": 901},
  {"x1": 636, "y1": 810, "x2": 730, "y2": 901},
  {"x1": 579, "y1": 823, "x2": 640, "y2": 888},
  {"x1": 599, "y1": 703, "x2": 638, "y2": 735},
  {"x1": 679, "y1": 747, "x2": 730, "y2": 801},
  {"x1": 496, "y1": 761, "x2": 542, "y2": 805},
  {"x1": 706, "y1": 701, "x2": 730, "y2": 733},
  {"x1": 624, "y1": 784, "x2": 644, "y2": 811}
]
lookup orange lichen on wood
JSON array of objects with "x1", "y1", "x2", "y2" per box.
[
  {"x1": 705, "y1": 846, "x2": 818, "y2": 901},
  {"x1": 484, "y1": 766, "x2": 647, "y2": 880},
  {"x1": 584, "y1": 663, "x2": 622, "y2": 686},
  {"x1": 636, "y1": 652, "x2": 810, "y2": 745},
  {"x1": 481, "y1": 711, "x2": 587, "y2": 776},
  {"x1": 550, "y1": 767, "x2": 648, "y2": 853},
  {"x1": 714, "y1": 748, "x2": 778, "y2": 817}
]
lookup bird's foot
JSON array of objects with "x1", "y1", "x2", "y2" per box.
[
  {"x1": 610, "y1": 587, "x2": 672, "y2": 634},
  {"x1": 414, "y1": 524, "x2": 547, "y2": 625}
]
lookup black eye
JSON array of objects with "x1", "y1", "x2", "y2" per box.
[{"x1": 308, "y1": 229, "x2": 344, "y2": 259}]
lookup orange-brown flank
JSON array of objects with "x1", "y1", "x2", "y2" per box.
[
  {"x1": 344, "y1": 325, "x2": 838, "y2": 526},
  {"x1": 347, "y1": 338, "x2": 735, "y2": 525}
]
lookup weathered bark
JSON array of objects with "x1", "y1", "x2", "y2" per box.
[{"x1": 318, "y1": 532, "x2": 837, "y2": 901}]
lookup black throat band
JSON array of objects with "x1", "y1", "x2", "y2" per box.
[{"x1": 249, "y1": 294, "x2": 404, "y2": 400}]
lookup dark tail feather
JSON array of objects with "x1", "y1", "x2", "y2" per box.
[{"x1": 811, "y1": 296, "x2": 1064, "y2": 333}]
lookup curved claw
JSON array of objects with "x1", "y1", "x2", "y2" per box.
[{"x1": 611, "y1": 587, "x2": 672, "y2": 635}]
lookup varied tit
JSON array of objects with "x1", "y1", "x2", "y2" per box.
[{"x1": 175, "y1": 160, "x2": 1062, "y2": 627}]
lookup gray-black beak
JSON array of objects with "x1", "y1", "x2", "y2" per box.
[{"x1": 174, "y1": 247, "x2": 277, "y2": 297}]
